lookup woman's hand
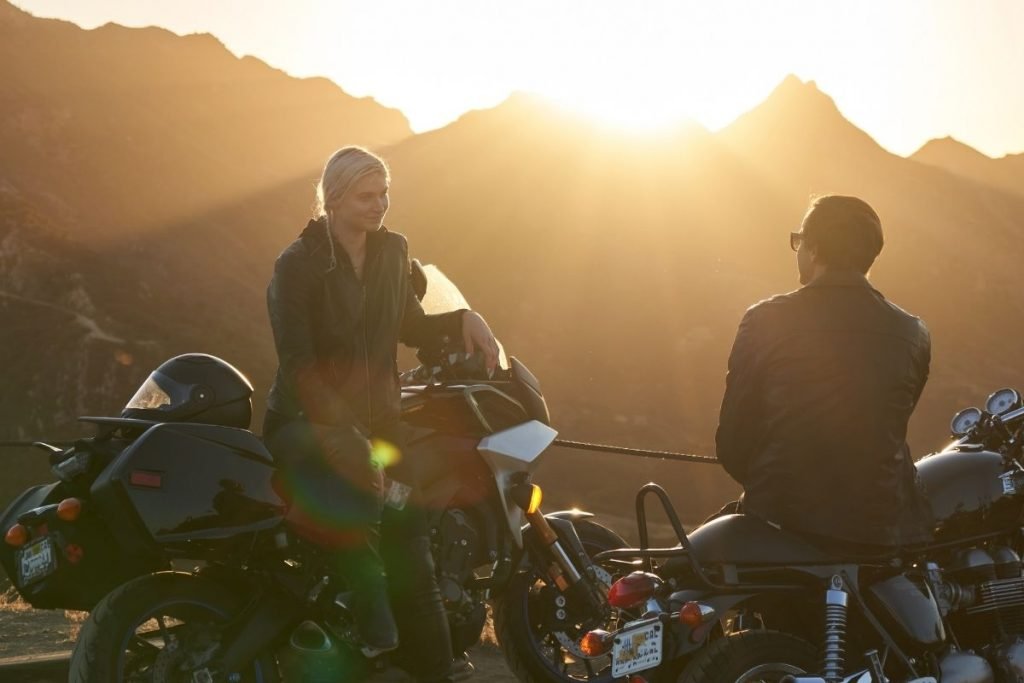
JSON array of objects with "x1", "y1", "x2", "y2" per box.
[{"x1": 462, "y1": 311, "x2": 499, "y2": 373}]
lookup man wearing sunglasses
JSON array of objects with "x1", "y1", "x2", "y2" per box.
[{"x1": 714, "y1": 195, "x2": 933, "y2": 550}]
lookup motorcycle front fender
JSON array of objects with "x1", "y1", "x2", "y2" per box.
[
  {"x1": 515, "y1": 510, "x2": 601, "y2": 581},
  {"x1": 517, "y1": 509, "x2": 596, "y2": 568}
]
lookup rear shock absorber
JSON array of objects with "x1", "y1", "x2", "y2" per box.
[{"x1": 823, "y1": 575, "x2": 848, "y2": 683}]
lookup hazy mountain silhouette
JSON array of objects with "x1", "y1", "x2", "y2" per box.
[
  {"x1": 911, "y1": 136, "x2": 1024, "y2": 198},
  {"x1": 0, "y1": 0, "x2": 406, "y2": 495},
  {"x1": 382, "y1": 77, "x2": 1024, "y2": 515},
  {"x1": 2, "y1": 6, "x2": 1024, "y2": 523},
  {"x1": 0, "y1": 0, "x2": 410, "y2": 237}
]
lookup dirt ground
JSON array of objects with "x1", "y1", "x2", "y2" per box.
[{"x1": 0, "y1": 585, "x2": 518, "y2": 682}]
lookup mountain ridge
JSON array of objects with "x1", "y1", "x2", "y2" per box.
[{"x1": 2, "y1": 10, "x2": 1024, "y2": 519}]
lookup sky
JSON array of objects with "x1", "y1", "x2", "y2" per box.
[{"x1": 11, "y1": 0, "x2": 1024, "y2": 158}]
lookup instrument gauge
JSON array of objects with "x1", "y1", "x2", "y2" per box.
[
  {"x1": 985, "y1": 388, "x2": 1021, "y2": 416},
  {"x1": 951, "y1": 407, "x2": 983, "y2": 437}
]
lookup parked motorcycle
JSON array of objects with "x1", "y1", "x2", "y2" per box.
[
  {"x1": 0, "y1": 264, "x2": 625, "y2": 682},
  {"x1": 576, "y1": 388, "x2": 1024, "y2": 683}
]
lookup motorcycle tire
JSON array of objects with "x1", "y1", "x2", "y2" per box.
[
  {"x1": 68, "y1": 571, "x2": 281, "y2": 683},
  {"x1": 494, "y1": 518, "x2": 626, "y2": 683},
  {"x1": 677, "y1": 629, "x2": 817, "y2": 683}
]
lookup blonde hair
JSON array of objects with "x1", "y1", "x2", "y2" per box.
[{"x1": 314, "y1": 146, "x2": 390, "y2": 218}]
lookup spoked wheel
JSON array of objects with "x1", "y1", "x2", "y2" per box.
[
  {"x1": 69, "y1": 572, "x2": 280, "y2": 683},
  {"x1": 678, "y1": 630, "x2": 817, "y2": 683},
  {"x1": 494, "y1": 519, "x2": 626, "y2": 683}
]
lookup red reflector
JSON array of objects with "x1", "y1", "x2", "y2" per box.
[
  {"x1": 35, "y1": 523, "x2": 49, "y2": 538},
  {"x1": 64, "y1": 543, "x2": 84, "y2": 564},
  {"x1": 607, "y1": 571, "x2": 662, "y2": 609},
  {"x1": 130, "y1": 471, "x2": 163, "y2": 488}
]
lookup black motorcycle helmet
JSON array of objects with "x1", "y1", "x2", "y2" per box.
[{"x1": 121, "y1": 354, "x2": 254, "y2": 429}]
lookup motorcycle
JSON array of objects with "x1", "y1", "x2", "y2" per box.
[
  {"x1": 574, "y1": 388, "x2": 1024, "y2": 683},
  {"x1": 0, "y1": 264, "x2": 626, "y2": 682}
]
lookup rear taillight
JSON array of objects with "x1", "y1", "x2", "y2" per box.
[
  {"x1": 607, "y1": 571, "x2": 663, "y2": 609},
  {"x1": 5, "y1": 524, "x2": 28, "y2": 547}
]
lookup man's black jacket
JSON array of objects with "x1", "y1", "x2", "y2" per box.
[
  {"x1": 266, "y1": 218, "x2": 463, "y2": 433},
  {"x1": 715, "y1": 271, "x2": 933, "y2": 547}
]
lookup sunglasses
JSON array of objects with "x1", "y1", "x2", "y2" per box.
[{"x1": 789, "y1": 231, "x2": 804, "y2": 252}]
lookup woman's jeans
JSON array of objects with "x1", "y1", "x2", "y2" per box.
[{"x1": 263, "y1": 410, "x2": 454, "y2": 681}]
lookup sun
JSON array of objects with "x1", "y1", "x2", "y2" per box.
[{"x1": 538, "y1": 89, "x2": 694, "y2": 134}]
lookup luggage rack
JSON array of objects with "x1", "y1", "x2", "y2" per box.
[
  {"x1": 591, "y1": 482, "x2": 721, "y2": 590},
  {"x1": 591, "y1": 483, "x2": 805, "y2": 593}
]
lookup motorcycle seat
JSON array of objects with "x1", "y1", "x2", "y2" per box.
[{"x1": 686, "y1": 514, "x2": 894, "y2": 565}]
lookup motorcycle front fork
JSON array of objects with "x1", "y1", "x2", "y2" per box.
[{"x1": 521, "y1": 506, "x2": 607, "y2": 614}]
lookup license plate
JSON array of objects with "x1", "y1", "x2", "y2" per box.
[
  {"x1": 17, "y1": 536, "x2": 57, "y2": 586},
  {"x1": 611, "y1": 618, "x2": 663, "y2": 678}
]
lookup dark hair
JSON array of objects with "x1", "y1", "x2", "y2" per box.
[{"x1": 801, "y1": 195, "x2": 883, "y2": 273}]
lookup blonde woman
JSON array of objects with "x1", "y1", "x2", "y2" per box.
[{"x1": 264, "y1": 146, "x2": 496, "y2": 680}]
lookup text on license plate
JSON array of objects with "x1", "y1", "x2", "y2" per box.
[
  {"x1": 17, "y1": 537, "x2": 57, "y2": 585},
  {"x1": 611, "y1": 618, "x2": 663, "y2": 678}
]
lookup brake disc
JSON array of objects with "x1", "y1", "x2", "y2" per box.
[{"x1": 551, "y1": 564, "x2": 614, "y2": 658}]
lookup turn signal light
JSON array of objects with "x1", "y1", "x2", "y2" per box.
[
  {"x1": 5, "y1": 524, "x2": 28, "y2": 547},
  {"x1": 679, "y1": 600, "x2": 715, "y2": 627},
  {"x1": 509, "y1": 480, "x2": 544, "y2": 514},
  {"x1": 57, "y1": 498, "x2": 82, "y2": 522},
  {"x1": 607, "y1": 571, "x2": 662, "y2": 609},
  {"x1": 527, "y1": 485, "x2": 543, "y2": 514},
  {"x1": 579, "y1": 629, "x2": 614, "y2": 657}
]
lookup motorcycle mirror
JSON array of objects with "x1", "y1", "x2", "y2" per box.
[{"x1": 411, "y1": 259, "x2": 428, "y2": 301}]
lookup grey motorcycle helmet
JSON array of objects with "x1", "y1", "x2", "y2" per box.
[{"x1": 121, "y1": 354, "x2": 254, "y2": 429}]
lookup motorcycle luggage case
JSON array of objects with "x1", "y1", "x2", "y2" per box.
[{"x1": 90, "y1": 423, "x2": 285, "y2": 553}]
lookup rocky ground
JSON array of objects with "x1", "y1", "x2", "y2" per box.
[{"x1": 0, "y1": 586, "x2": 518, "y2": 683}]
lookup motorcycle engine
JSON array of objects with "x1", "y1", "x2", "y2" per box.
[
  {"x1": 434, "y1": 508, "x2": 489, "y2": 652},
  {"x1": 933, "y1": 545, "x2": 1024, "y2": 678},
  {"x1": 435, "y1": 508, "x2": 483, "y2": 605}
]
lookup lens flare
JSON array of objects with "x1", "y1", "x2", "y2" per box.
[{"x1": 370, "y1": 439, "x2": 402, "y2": 468}]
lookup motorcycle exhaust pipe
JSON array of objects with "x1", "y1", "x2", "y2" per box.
[{"x1": 278, "y1": 620, "x2": 344, "y2": 683}]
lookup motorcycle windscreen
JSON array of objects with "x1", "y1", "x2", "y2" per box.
[{"x1": 420, "y1": 264, "x2": 509, "y2": 370}]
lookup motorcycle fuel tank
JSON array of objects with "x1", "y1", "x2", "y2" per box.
[
  {"x1": 90, "y1": 423, "x2": 285, "y2": 552},
  {"x1": 916, "y1": 447, "x2": 1024, "y2": 542}
]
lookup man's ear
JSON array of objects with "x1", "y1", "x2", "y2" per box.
[{"x1": 806, "y1": 244, "x2": 820, "y2": 265}]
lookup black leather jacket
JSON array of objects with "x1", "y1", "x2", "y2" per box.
[
  {"x1": 266, "y1": 218, "x2": 463, "y2": 433},
  {"x1": 715, "y1": 271, "x2": 933, "y2": 547}
]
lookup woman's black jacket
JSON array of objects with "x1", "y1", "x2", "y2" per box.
[{"x1": 266, "y1": 218, "x2": 463, "y2": 434}]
